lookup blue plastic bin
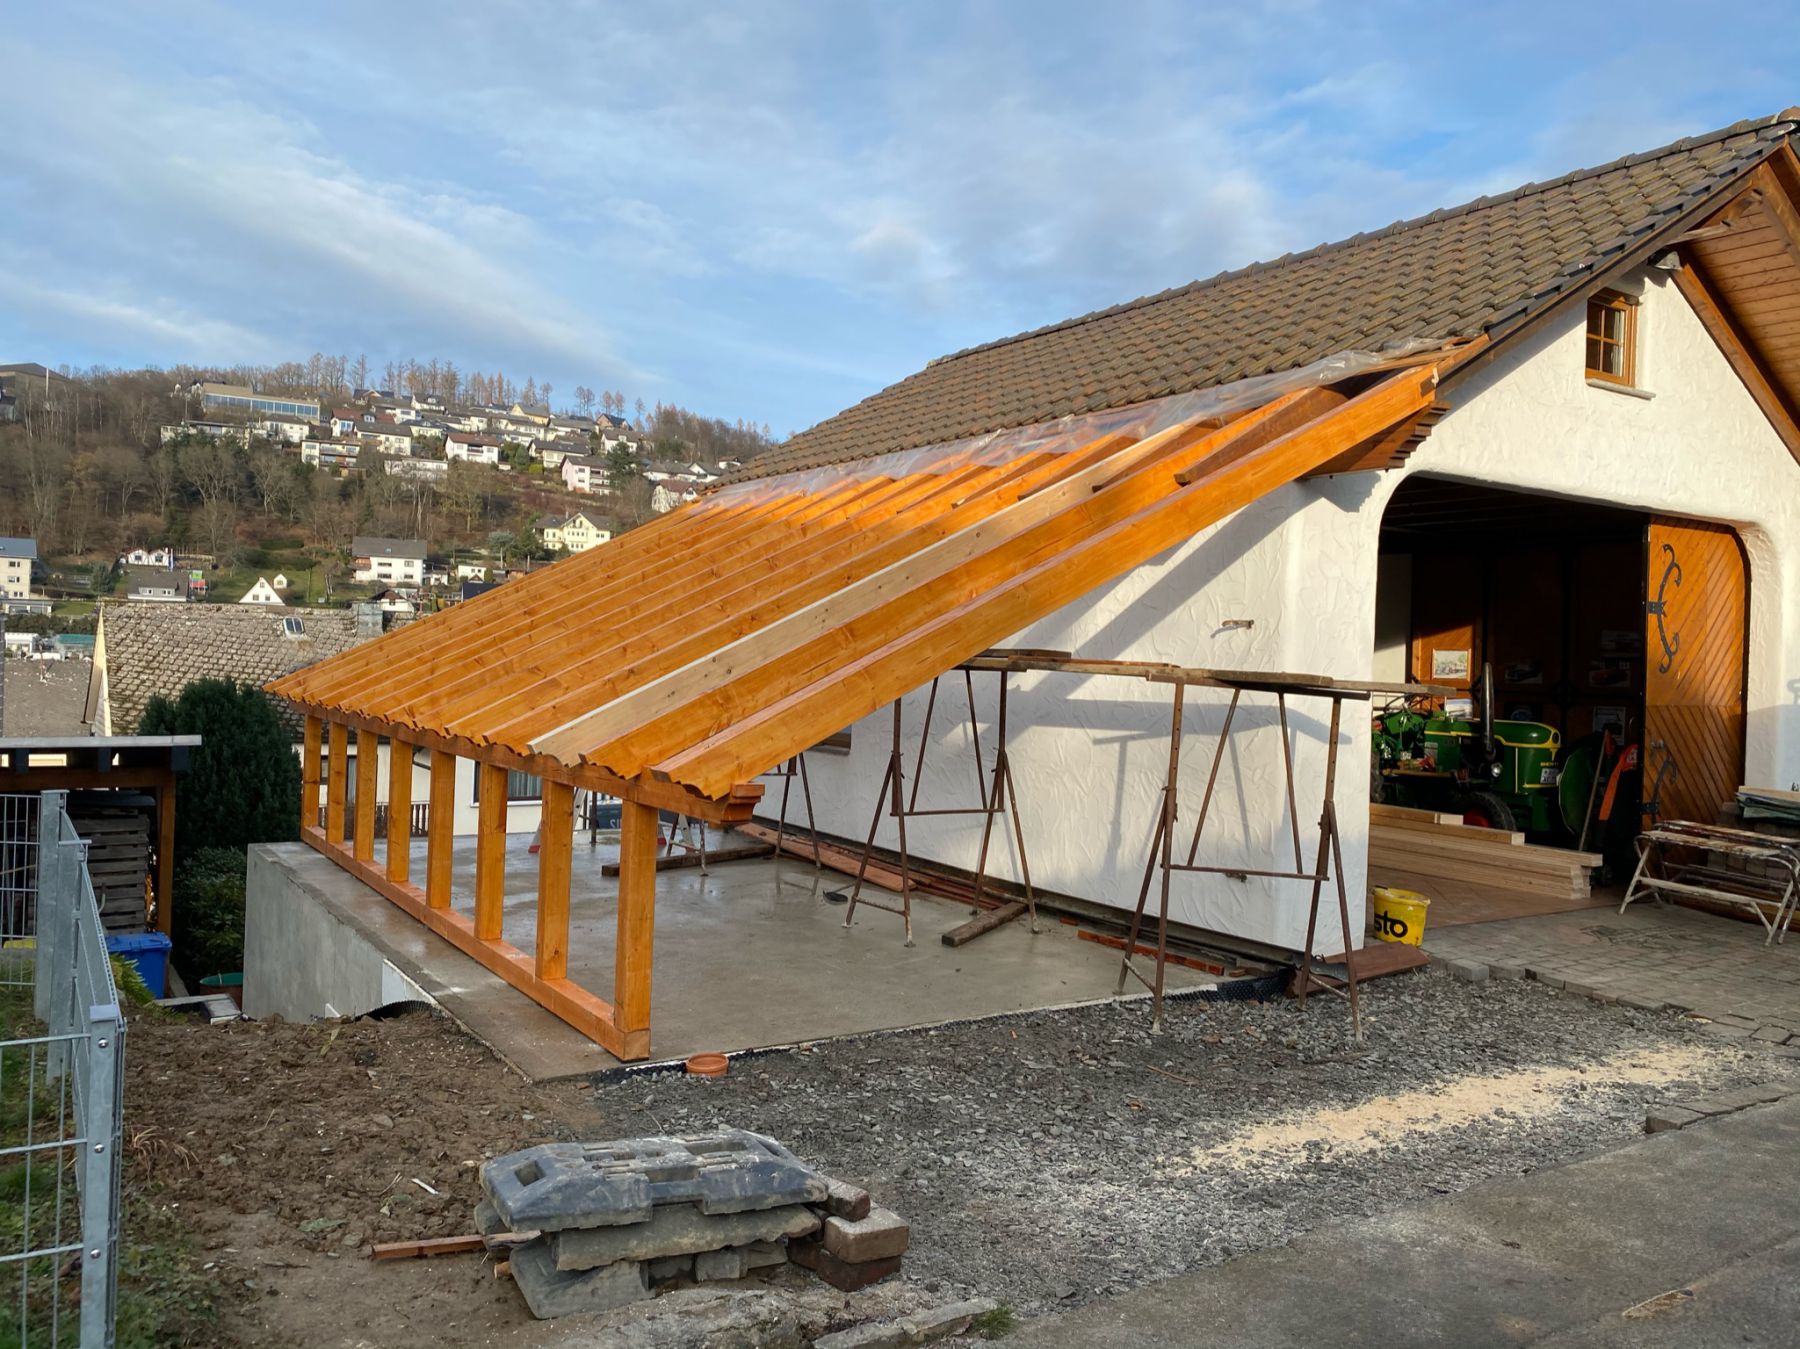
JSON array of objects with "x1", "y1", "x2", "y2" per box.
[{"x1": 105, "y1": 932, "x2": 172, "y2": 999}]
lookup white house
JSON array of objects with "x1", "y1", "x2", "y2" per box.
[
  {"x1": 561, "y1": 453, "x2": 609, "y2": 494},
  {"x1": 539, "y1": 511, "x2": 613, "y2": 554},
  {"x1": 239, "y1": 577, "x2": 286, "y2": 606},
  {"x1": 357, "y1": 421, "x2": 414, "y2": 456},
  {"x1": 351, "y1": 536, "x2": 427, "y2": 587},
  {"x1": 455, "y1": 562, "x2": 489, "y2": 581},
  {"x1": 256, "y1": 413, "x2": 312, "y2": 444},
  {"x1": 445, "y1": 433, "x2": 502, "y2": 465},
  {"x1": 301, "y1": 438, "x2": 363, "y2": 471},
  {"x1": 121, "y1": 547, "x2": 174, "y2": 569},
  {"x1": 0, "y1": 537, "x2": 41, "y2": 610},
  {"x1": 385, "y1": 457, "x2": 449, "y2": 483}
]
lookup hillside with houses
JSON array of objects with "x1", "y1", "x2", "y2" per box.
[{"x1": 0, "y1": 356, "x2": 775, "y2": 619}]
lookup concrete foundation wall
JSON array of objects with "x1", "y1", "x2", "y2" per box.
[
  {"x1": 244, "y1": 843, "x2": 429, "y2": 1022},
  {"x1": 776, "y1": 270, "x2": 1800, "y2": 952}
]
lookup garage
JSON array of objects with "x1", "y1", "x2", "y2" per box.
[{"x1": 1370, "y1": 474, "x2": 1750, "y2": 921}]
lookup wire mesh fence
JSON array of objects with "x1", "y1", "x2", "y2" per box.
[{"x1": 2, "y1": 791, "x2": 124, "y2": 1348}]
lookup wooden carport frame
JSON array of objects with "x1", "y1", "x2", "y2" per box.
[{"x1": 276, "y1": 346, "x2": 1471, "y2": 1061}]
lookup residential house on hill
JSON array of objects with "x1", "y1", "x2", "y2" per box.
[
  {"x1": 301, "y1": 437, "x2": 364, "y2": 472},
  {"x1": 122, "y1": 565, "x2": 190, "y2": 603},
  {"x1": 0, "y1": 537, "x2": 48, "y2": 615},
  {"x1": 351, "y1": 537, "x2": 427, "y2": 587},
  {"x1": 538, "y1": 511, "x2": 612, "y2": 554},
  {"x1": 239, "y1": 577, "x2": 286, "y2": 606},
  {"x1": 446, "y1": 432, "x2": 502, "y2": 465},
  {"x1": 88, "y1": 602, "x2": 376, "y2": 737},
  {"x1": 561, "y1": 452, "x2": 609, "y2": 494}
]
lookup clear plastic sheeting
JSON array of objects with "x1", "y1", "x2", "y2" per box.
[{"x1": 706, "y1": 338, "x2": 1451, "y2": 505}]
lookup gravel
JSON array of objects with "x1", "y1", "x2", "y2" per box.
[{"x1": 594, "y1": 969, "x2": 1800, "y2": 1315}]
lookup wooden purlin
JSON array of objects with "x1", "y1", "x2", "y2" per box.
[
  {"x1": 428, "y1": 460, "x2": 1016, "y2": 736},
  {"x1": 656, "y1": 364, "x2": 1443, "y2": 798},
  {"x1": 372, "y1": 471, "x2": 911, "y2": 718},
  {"x1": 474, "y1": 438, "x2": 1139, "y2": 750},
  {"x1": 269, "y1": 491, "x2": 708, "y2": 704},
  {"x1": 277, "y1": 481, "x2": 816, "y2": 710},
  {"x1": 537, "y1": 387, "x2": 1351, "y2": 774}
]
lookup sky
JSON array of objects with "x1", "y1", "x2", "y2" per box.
[{"x1": 4, "y1": 2, "x2": 1797, "y2": 436}]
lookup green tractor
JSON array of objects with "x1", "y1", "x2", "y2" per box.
[{"x1": 1372, "y1": 663, "x2": 1607, "y2": 841}]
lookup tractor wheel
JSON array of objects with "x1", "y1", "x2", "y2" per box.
[{"x1": 1454, "y1": 790, "x2": 1517, "y2": 832}]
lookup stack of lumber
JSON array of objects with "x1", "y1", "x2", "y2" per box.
[
  {"x1": 1368, "y1": 803, "x2": 1599, "y2": 901},
  {"x1": 69, "y1": 806, "x2": 152, "y2": 932}
]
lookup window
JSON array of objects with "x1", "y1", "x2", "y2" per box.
[
  {"x1": 472, "y1": 768, "x2": 543, "y2": 802},
  {"x1": 1585, "y1": 289, "x2": 1637, "y2": 386},
  {"x1": 282, "y1": 616, "x2": 306, "y2": 638}
]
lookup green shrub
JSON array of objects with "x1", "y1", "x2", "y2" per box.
[
  {"x1": 171, "y1": 848, "x2": 246, "y2": 980},
  {"x1": 138, "y1": 678, "x2": 298, "y2": 861}
]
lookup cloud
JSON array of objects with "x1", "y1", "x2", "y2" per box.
[{"x1": 9, "y1": 279, "x2": 283, "y2": 363}]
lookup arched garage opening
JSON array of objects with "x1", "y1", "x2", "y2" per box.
[{"x1": 1369, "y1": 475, "x2": 1749, "y2": 925}]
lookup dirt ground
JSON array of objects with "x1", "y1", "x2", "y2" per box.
[{"x1": 119, "y1": 972, "x2": 1800, "y2": 1346}]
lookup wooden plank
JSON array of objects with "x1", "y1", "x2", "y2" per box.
[
  {"x1": 535, "y1": 780, "x2": 573, "y2": 981},
  {"x1": 659, "y1": 365, "x2": 1444, "y2": 797},
  {"x1": 325, "y1": 721, "x2": 349, "y2": 846},
  {"x1": 426, "y1": 749, "x2": 455, "y2": 910},
  {"x1": 371, "y1": 1235, "x2": 486, "y2": 1261},
  {"x1": 353, "y1": 728, "x2": 379, "y2": 862},
  {"x1": 474, "y1": 763, "x2": 508, "y2": 942},
  {"x1": 599, "y1": 842, "x2": 774, "y2": 876},
  {"x1": 941, "y1": 900, "x2": 1027, "y2": 947},
  {"x1": 615, "y1": 800, "x2": 659, "y2": 1038},
  {"x1": 155, "y1": 771, "x2": 175, "y2": 937},
  {"x1": 301, "y1": 715, "x2": 322, "y2": 835},
  {"x1": 386, "y1": 736, "x2": 414, "y2": 883},
  {"x1": 303, "y1": 827, "x2": 645, "y2": 1059}
]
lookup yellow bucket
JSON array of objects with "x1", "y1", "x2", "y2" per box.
[{"x1": 1371, "y1": 887, "x2": 1430, "y2": 946}]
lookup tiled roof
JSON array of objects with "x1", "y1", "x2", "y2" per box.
[
  {"x1": 351, "y1": 536, "x2": 427, "y2": 560},
  {"x1": 98, "y1": 603, "x2": 370, "y2": 737},
  {"x1": 742, "y1": 111, "x2": 1799, "y2": 482}
]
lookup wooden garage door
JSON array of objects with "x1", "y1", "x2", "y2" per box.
[{"x1": 1643, "y1": 518, "x2": 1748, "y2": 825}]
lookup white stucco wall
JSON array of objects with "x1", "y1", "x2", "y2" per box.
[{"x1": 773, "y1": 266, "x2": 1800, "y2": 953}]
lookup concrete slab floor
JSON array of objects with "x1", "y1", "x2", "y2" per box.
[{"x1": 299, "y1": 831, "x2": 1207, "y2": 1079}]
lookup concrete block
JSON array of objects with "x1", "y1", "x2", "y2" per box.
[
  {"x1": 822, "y1": 1208, "x2": 911, "y2": 1263},
  {"x1": 550, "y1": 1201, "x2": 817, "y2": 1271},
  {"x1": 813, "y1": 1323, "x2": 910, "y2": 1349},
  {"x1": 790, "y1": 1238, "x2": 903, "y2": 1291},
  {"x1": 1616, "y1": 993, "x2": 1668, "y2": 1013},
  {"x1": 1684, "y1": 1084, "x2": 1790, "y2": 1116},
  {"x1": 1447, "y1": 960, "x2": 1489, "y2": 984},
  {"x1": 824, "y1": 1177, "x2": 872, "y2": 1220},
  {"x1": 694, "y1": 1240, "x2": 785, "y2": 1282},
  {"x1": 1752, "y1": 1025, "x2": 1791, "y2": 1043},
  {"x1": 1487, "y1": 963, "x2": 1526, "y2": 981},
  {"x1": 1645, "y1": 1106, "x2": 1703, "y2": 1133},
  {"x1": 1561, "y1": 980, "x2": 1598, "y2": 999},
  {"x1": 508, "y1": 1238, "x2": 650, "y2": 1319},
  {"x1": 647, "y1": 1255, "x2": 693, "y2": 1283},
  {"x1": 1713, "y1": 1012, "x2": 1761, "y2": 1030},
  {"x1": 1695, "y1": 1020, "x2": 1754, "y2": 1040},
  {"x1": 1529, "y1": 972, "x2": 1566, "y2": 990}
]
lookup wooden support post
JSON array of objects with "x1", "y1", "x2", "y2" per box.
[
  {"x1": 353, "y1": 729, "x2": 379, "y2": 862},
  {"x1": 426, "y1": 750, "x2": 455, "y2": 909},
  {"x1": 615, "y1": 799, "x2": 658, "y2": 1037},
  {"x1": 535, "y1": 780, "x2": 574, "y2": 980},
  {"x1": 387, "y1": 737, "x2": 413, "y2": 884},
  {"x1": 301, "y1": 715, "x2": 322, "y2": 834},
  {"x1": 325, "y1": 721, "x2": 349, "y2": 847},
  {"x1": 475, "y1": 762, "x2": 508, "y2": 941},
  {"x1": 155, "y1": 768, "x2": 175, "y2": 937}
]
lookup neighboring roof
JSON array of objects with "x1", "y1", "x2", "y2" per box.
[
  {"x1": 744, "y1": 110, "x2": 1800, "y2": 482},
  {"x1": 0, "y1": 537, "x2": 37, "y2": 560},
  {"x1": 2, "y1": 658, "x2": 92, "y2": 738},
  {"x1": 0, "y1": 363, "x2": 72, "y2": 384},
  {"x1": 99, "y1": 602, "x2": 369, "y2": 736},
  {"x1": 352, "y1": 536, "x2": 427, "y2": 560},
  {"x1": 123, "y1": 565, "x2": 186, "y2": 593}
]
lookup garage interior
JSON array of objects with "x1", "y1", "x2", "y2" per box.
[{"x1": 1370, "y1": 476, "x2": 1656, "y2": 926}]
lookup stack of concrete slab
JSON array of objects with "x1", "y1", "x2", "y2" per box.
[{"x1": 478, "y1": 1128, "x2": 910, "y2": 1318}]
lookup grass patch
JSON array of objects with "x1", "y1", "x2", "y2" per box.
[{"x1": 972, "y1": 1305, "x2": 1018, "y2": 1339}]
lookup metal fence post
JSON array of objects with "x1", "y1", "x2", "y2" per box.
[
  {"x1": 78, "y1": 1004, "x2": 122, "y2": 1346},
  {"x1": 33, "y1": 791, "x2": 68, "y2": 1024}
]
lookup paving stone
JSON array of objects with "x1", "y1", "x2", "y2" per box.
[
  {"x1": 1684, "y1": 1084, "x2": 1792, "y2": 1116},
  {"x1": 898, "y1": 1298, "x2": 999, "y2": 1342},
  {"x1": 1487, "y1": 963, "x2": 1527, "y2": 981},
  {"x1": 1713, "y1": 1013, "x2": 1762, "y2": 1030},
  {"x1": 1447, "y1": 960, "x2": 1489, "y2": 984},
  {"x1": 508, "y1": 1238, "x2": 650, "y2": 1319},
  {"x1": 550, "y1": 1202, "x2": 818, "y2": 1271},
  {"x1": 790, "y1": 1237, "x2": 904, "y2": 1291},
  {"x1": 1752, "y1": 1025, "x2": 1791, "y2": 1043},
  {"x1": 694, "y1": 1240, "x2": 785, "y2": 1282},
  {"x1": 1695, "y1": 1021, "x2": 1755, "y2": 1040},
  {"x1": 482, "y1": 1129, "x2": 829, "y2": 1232},
  {"x1": 824, "y1": 1177, "x2": 872, "y2": 1220},
  {"x1": 1617, "y1": 994, "x2": 1668, "y2": 1012},
  {"x1": 822, "y1": 1208, "x2": 911, "y2": 1264},
  {"x1": 647, "y1": 1255, "x2": 693, "y2": 1283},
  {"x1": 1530, "y1": 972, "x2": 1566, "y2": 990},
  {"x1": 1645, "y1": 1105, "x2": 1704, "y2": 1133}
]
